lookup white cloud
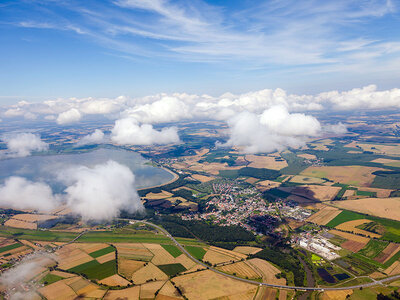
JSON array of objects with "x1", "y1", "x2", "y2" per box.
[
  {"x1": 0, "y1": 177, "x2": 59, "y2": 212},
  {"x1": 1, "y1": 133, "x2": 48, "y2": 158},
  {"x1": 56, "y1": 108, "x2": 82, "y2": 124},
  {"x1": 122, "y1": 96, "x2": 190, "y2": 123},
  {"x1": 222, "y1": 106, "x2": 321, "y2": 153},
  {"x1": 111, "y1": 117, "x2": 180, "y2": 145},
  {"x1": 60, "y1": 160, "x2": 144, "y2": 221},
  {"x1": 76, "y1": 129, "x2": 105, "y2": 146}
]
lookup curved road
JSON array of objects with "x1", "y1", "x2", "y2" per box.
[{"x1": 132, "y1": 220, "x2": 400, "y2": 292}]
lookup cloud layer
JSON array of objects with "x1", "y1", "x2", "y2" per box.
[
  {"x1": 1, "y1": 133, "x2": 48, "y2": 158},
  {"x1": 76, "y1": 129, "x2": 105, "y2": 146}
]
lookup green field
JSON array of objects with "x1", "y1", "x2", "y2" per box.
[
  {"x1": 358, "y1": 240, "x2": 388, "y2": 259},
  {"x1": 161, "y1": 244, "x2": 182, "y2": 258},
  {"x1": 39, "y1": 273, "x2": 64, "y2": 286},
  {"x1": 356, "y1": 190, "x2": 377, "y2": 197},
  {"x1": 158, "y1": 263, "x2": 186, "y2": 276},
  {"x1": 68, "y1": 259, "x2": 117, "y2": 280},
  {"x1": 89, "y1": 246, "x2": 115, "y2": 258},
  {"x1": 184, "y1": 246, "x2": 206, "y2": 260},
  {"x1": 0, "y1": 242, "x2": 23, "y2": 253},
  {"x1": 326, "y1": 210, "x2": 365, "y2": 228}
]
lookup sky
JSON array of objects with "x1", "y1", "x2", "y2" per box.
[{"x1": 1, "y1": 0, "x2": 400, "y2": 103}]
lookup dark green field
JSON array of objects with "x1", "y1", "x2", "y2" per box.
[
  {"x1": 68, "y1": 259, "x2": 117, "y2": 280},
  {"x1": 184, "y1": 246, "x2": 206, "y2": 260},
  {"x1": 161, "y1": 244, "x2": 182, "y2": 258},
  {"x1": 158, "y1": 263, "x2": 186, "y2": 276},
  {"x1": 89, "y1": 246, "x2": 115, "y2": 258},
  {"x1": 326, "y1": 210, "x2": 365, "y2": 228},
  {"x1": 0, "y1": 242, "x2": 23, "y2": 253}
]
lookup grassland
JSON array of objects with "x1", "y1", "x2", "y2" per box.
[
  {"x1": 161, "y1": 244, "x2": 182, "y2": 258},
  {"x1": 0, "y1": 242, "x2": 23, "y2": 253},
  {"x1": 158, "y1": 263, "x2": 186, "y2": 276},
  {"x1": 358, "y1": 240, "x2": 389, "y2": 259},
  {"x1": 40, "y1": 273, "x2": 64, "y2": 285},
  {"x1": 184, "y1": 246, "x2": 206, "y2": 260},
  {"x1": 88, "y1": 245, "x2": 115, "y2": 258}
]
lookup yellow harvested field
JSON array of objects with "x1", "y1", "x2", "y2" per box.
[
  {"x1": 336, "y1": 219, "x2": 381, "y2": 238},
  {"x1": 144, "y1": 243, "x2": 176, "y2": 265},
  {"x1": 385, "y1": 261, "x2": 400, "y2": 276},
  {"x1": 217, "y1": 261, "x2": 260, "y2": 279},
  {"x1": 203, "y1": 249, "x2": 234, "y2": 265},
  {"x1": 172, "y1": 269, "x2": 257, "y2": 300},
  {"x1": 181, "y1": 263, "x2": 206, "y2": 274},
  {"x1": 157, "y1": 280, "x2": 183, "y2": 299},
  {"x1": 4, "y1": 219, "x2": 37, "y2": 229},
  {"x1": 343, "y1": 189, "x2": 356, "y2": 198},
  {"x1": 247, "y1": 258, "x2": 285, "y2": 285},
  {"x1": 12, "y1": 214, "x2": 58, "y2": 222},
  {"x1": 372, "y1": 158, "x2": 400, "y2": 167},
  {"x1": 119, "y1": 258, "x2": 146, "y2": 278},
  {"x1": 301, "y1": 165, "x2": 385, "y2": 187},
  {"x1": 99, "y1": 274, "x2": 130, "y2": 287},
  {"x1": 140, "y1": 280, "x2": 165, "y2": 299},
  {"x1": 333, "y1": 197, "x2": 400, "y2": 221},
  {"x1": 66, "y1": 276, "x2": 99, "y2": 295},
  {"x1": 191, "y1": 174, "x2": 215, "y2": 182},
  {"x1": 285, "y1": 185, "x2": 342, "y2": 202},
  {"x1": 174, "y1": 253, "x2": 196, "y2": 269},
  {"x1": 56, "y1": 246, "x2": 94, "y2": 270},
  {"x1": 322, "y1": 290, "x2": 353, "y2": 300},
  {"x1": 329, "y1": 229, "x2": 370, "y2": 245},
  {"x1": 307, "y1": 206, "x2": 342, "y2": 225},
  {"x1": 186, "y1": 161, "x2": 242, "y2": 176},
  {"x1": 290, "y1": 175, "x2": 326, "y2": 184},
  {"x1": 115, "y1": 243, "x2": 154, "y2": 261},
  {"x1": 131, "y1": 262, "x2": 168, "y2": 284},
  {"x1": 104, "y1": 286, "x2": 140, "y2": 300},
  {"x1": 297, "y1": 153, "x2": 317, "y2": 160},
  {"x1": 233, "y1": 246, "x2": 262, "y2": 255},
  {"x1": 245, "y1": 154, "x2": 288, "y2": 170},
  {"x1": 145, "y1": 190, "x2": 173, "y2": 200},
  {"x1": 279, "y1": 290, "x2": 287, "y2": 300},
  {"x1": 96, "y1": 252, "x2": 115, "y2": 264},
  {"x1": 38, "y1": 280, "x2": 77, "y2": 300},
  {"x1": 76, "y1": 243, "x2": 109, "y2": 253}
]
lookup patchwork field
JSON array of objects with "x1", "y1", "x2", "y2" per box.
[
  {"x1": 301, "y1": 165, "x2": 385, "y2": 187},
  {"x1": 329, "y1": 229, "x2": 370, "y2": 252},
  {"x1": 375, "y1": 243, "x2": 400, "y2": 264},
  {"x1": 144, "y1": 190, "x2": 173, "y2": 200},
  {"x1": 372, "y1": 158, "x2": 400, "y2": 168},
  {"x1": 191, "y1": 174, "x2": 215, "y2": 182},
  {"x1": 131, "y1": 262, "x2": 168, "y2": 284},
  {"x1": 307, "y1": 205, "x2": 342, "y2": 225},
  {"x1": 333, "y1": 197, "x2": 400, "y2": 221}
]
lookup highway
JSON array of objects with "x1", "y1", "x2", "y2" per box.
[{"x1": 133, "y1": 220, "x2": 400, "y2": 292}]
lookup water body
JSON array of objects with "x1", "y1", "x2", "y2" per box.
[{"x1": 0, "y1": 147, "x2": 174, "y2": 191}]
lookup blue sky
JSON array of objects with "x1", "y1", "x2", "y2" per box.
[{"x1": 1, "y1": 0, "x2": 400, "y2": 103}]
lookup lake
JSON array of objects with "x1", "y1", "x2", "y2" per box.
[{"x1": 0, "y1": 147, "x2": 174, "y2": 191}]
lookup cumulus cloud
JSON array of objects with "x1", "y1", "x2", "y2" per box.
[
  {"x1": 1, "y1": 132, "x2": 48, "y2": 158},
  {"x1": 111, "y1": 118, "x2": 180, "y2": 145},
  {"x1": 56, "y1": 108, "x2": 82, "y2": 124},
  {"x1": 0, "y1": 177, "x2": 59, "y2": 212},
  {"x1": 59, "y1": 160, "x2": 144, "y2": 221},
  {"x1": 75, "y1": 129, "x2": 105, "y2": 147},
  {"x1": 222, "y1": 106, "x2": 321, "y2": 153},
  {"x1": 122, "y1": 96, "x2": 190, "y2": 123}
]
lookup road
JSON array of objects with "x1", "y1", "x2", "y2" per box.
[{"x1": 132, "y1": 219, "x2": 400, "y2": 292}]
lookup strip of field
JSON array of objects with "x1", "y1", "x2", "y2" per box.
[
  {"x1": 191, "y1": 174, "x2": 215, "y2": 182},
  {"x1": 336, "y1": 219, "x2": 381, "y2": 238},
  {"x1": 375, "y1": 243, "x2": 400, "y2": 264},
  {"x1": 301, "y1": 165, "x2": 385, "y2": 187},
  {"x1": 233, "y1": 246, "x2": 262, "y2": 255},
  {"x1": 114, "y1": 243, "x2": 154, "y2": 261},
  {"x1": 385, "y1": 261, "x2": 400, "y2": 276},
  {"x1": 247, "y1": 258, "x2": 286, "y2": 285},
  {"x1": 333, "y1": 197, "x2": 400, "y2": 221},
  {"x1": 103, "y1": 286, "x2": 140, "y2": 299},
  {"x1": 307, "y1": 206, "x2": 342, "y2": 225}
]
